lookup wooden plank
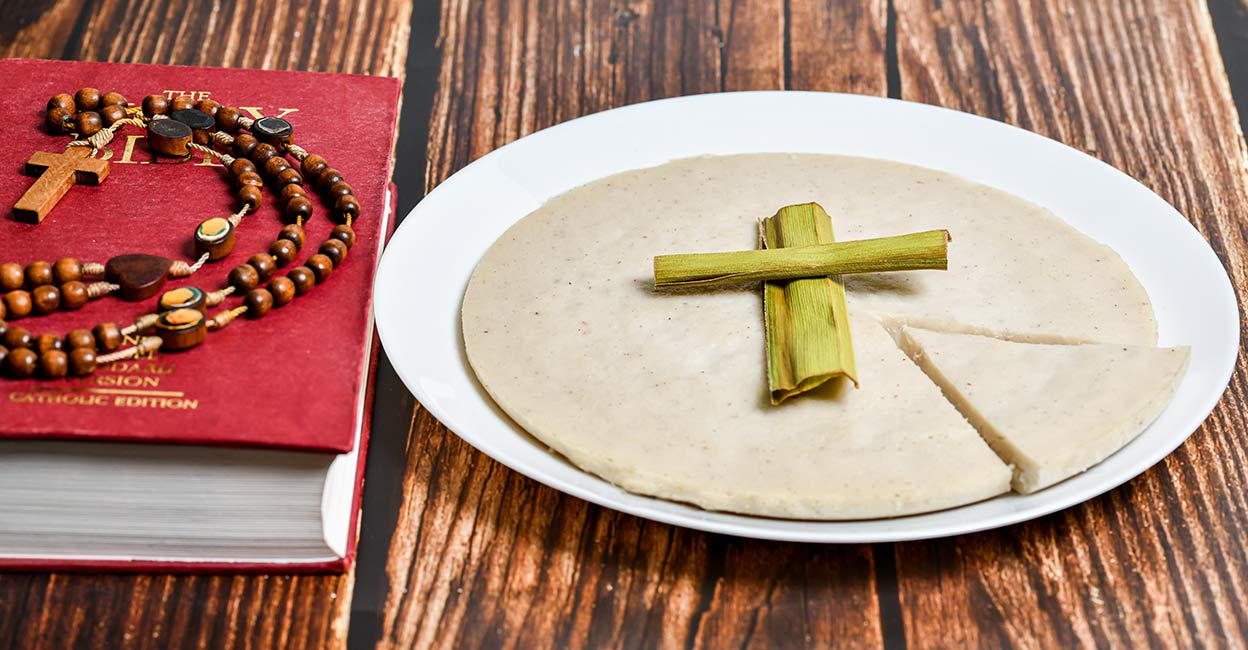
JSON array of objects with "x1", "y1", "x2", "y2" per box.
[
  {"x1": 0, "y1": 1, "x2": 411, "y2": 648},
  {"x1": 378, "y1": 0, "x2": 892, "y2": 647},
  {"x1": 891, "y1": 0, "x2": 1248, "y2": 646}
]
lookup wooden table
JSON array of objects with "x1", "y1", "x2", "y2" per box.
[{"x1": 3, "y1": 0, "x2": 1247, "y2": 647}]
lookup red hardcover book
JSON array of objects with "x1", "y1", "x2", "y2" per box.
[{"x1": 0, "y1": 59, "x2": 401, "y2": 572}]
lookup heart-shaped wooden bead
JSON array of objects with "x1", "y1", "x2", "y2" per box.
[{"x1": 105, "y1": 254, "x2": 172, "y2": 301}]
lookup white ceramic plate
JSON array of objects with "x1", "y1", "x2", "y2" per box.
[{"x1": 374, "y1": 92, "x2": 1238, "y2": 542}]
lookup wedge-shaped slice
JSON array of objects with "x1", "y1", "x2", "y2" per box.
[{"x1": 899, "y1": 327, "x2": 1190, "y2": 493}]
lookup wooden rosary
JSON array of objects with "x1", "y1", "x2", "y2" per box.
[{"x1": 1, "y1": 88, "x2": 360, "y2": 379}]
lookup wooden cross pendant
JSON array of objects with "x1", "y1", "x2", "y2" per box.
[{"x1": 13, "y1": 147, "x2": 109, "y2": 224}]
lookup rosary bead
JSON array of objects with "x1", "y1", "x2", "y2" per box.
[
  {"x1": 99, "y1": 104, "x2": 128, "y2": 127},
  {"x1": 278, "y1": 223, "x2": 306, "y2": 249},
  {"x1": 287, "y1": 267, "x2": 315, "y2": 295},
  {"x1": 38, "y1": 349, "x2": 69, "y2": 379},
  {"x1": 316, "y1": 168, "x2": 344, "y2": 192},
  {"x1": 169, "y1": 96, "x2": 195, "y2": 112},
  {"x1": 65, "y1": 328, "x2": 95, "y2": 350},
  {"x1": 330, "y1": 224, "x2": 356, "y2": 249},
  {"x1": 280, "y1": 183, "x2": 307, "y2": 203},
  {"x1": 4, "y1": 291, "x2": 32, "y2": 319},
  {"x1": 4, "y1": 348, "x2": 37, "y2": 379},
  {"x1": 244, "y1": 288, "x2": 274, "y2": 318},
  {"x1": 215, "y1": 106, "x2": 242, "y2": 132},
  {"x1": 3, "y1": 326, "x2": 31, "y2": 349},
  {"x1": 268, "y1": 276, "x2": 296, "y2": 307},
  {"x1": 326, "y1": 181, "x2": 354, "y2": 201},
  {"x1": 319, "y1": 239, "x2": 349, "y2": 267},
  {"x1": 93, "y1": 323, "x2": 124, "y2": 352},
  {"x1": 142, "y1": 94, "x2": 169, "y2": 118},
  {"x1": 53, "y1": 258, "x2": 82, "y2": 284},
  {"x1": 147, "y1": 118, "x2": 193, "y2": 157},
  {"x1": 332, "y1": 195, "x2": 361, "y2": 223},
  {"x1": 229, "y1": 264, "x2": 260, "y2": 292},
  {"x1": 306, "y1": 254, "x2": 334, "y2": 284},
  {"x1": 0, "y1": 320, "x2": 7, "y2": 338},
  {"x1": 69, "y1": 348, "x2": 97, "y2": 376},
  {"x1": 158, "y1": 286, "x2": 207, "y2": 313},
  {"x1": 301, "y1": 154, "x2": 328, "y2": 179},
  {"x1": 238, "y1": 185, "x2": 263, "y2": 209},
  {"x1": 74, "y1": 87, "x2": 101, "y2": 112},
  {"x1": 229, "y1": 157, "x2": 257, "y2": 176},
  {"x1": 32, "y1": 285, "x2": 60, "y2": 314},
  {"x1": 47, "y1": 93, "x2": 75, "y2": 112},
  {"x1": 195, "y1": 217, "x2": 237, "y2": 261},
  {"x1": 24, "y1": 261, "x2": 53, "y2": 288},
  {"x1": 46, "y1": 107, "x2": 75, "y2": 134},
  {"x1": 248, "y1": 253, "x2": 277, "y2": 282},
  {"x1": 263, "y1": 155, "x2": 291, "y2": 178},
  {"x1": 101, "y1": 91, "x2": 128, "y2": 108},
  {"x1": 60, "y1": 281, "x2": 88, "y2": 310},
  {"x1": 0, "y1": 301, "x2": 4, "y2": 321},
  {"x1": 284, "y1": 196, "x2": 313, "y2": 224},
  {"x1": 0, "y1": 263, "x2": 23, "y2": 291},
  {"x1": 274, "y1": 168, "x2": 302, "y2": 188},
  {"x1": 74, "y1": 111, "x2": 104, "y2": 137},
  {"x1": 155, "y1": 308, "x2": 207, "y2": 350},
  {"x1": 194, "y1": 99, "x2": 220, "y2": 117},
  {"x1": 0, "y1": 346, "x2": 6, "y2": 368},
  {"x1": 249, "y1": 142, "x2": 279, "y2": 165},
  {"x1": 232, "y1": 132, "x2": 259, "y2": 158},
  {"x1": 34, "y1": 333, "x2": 63, "y2": 354},
  {"x1": 235, "y1": 170, "x2": 264, "y2": 189},
  {"x1": 170, "y1": 108, "x2": 216, "y2": 145},
  {"x1": 251, "y1": 116, "x2": 294, "y2": 148},
  {"x1": 269, "y1": 239, "x2": 298, "y2": 267}
]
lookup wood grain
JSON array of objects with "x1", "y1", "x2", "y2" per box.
[
  {"x1": 0, "y1": 1, "x2": 410, "y2": 648},
  {"x1": 890, "y1": 0, "x2": 1248, "y2": 646}
]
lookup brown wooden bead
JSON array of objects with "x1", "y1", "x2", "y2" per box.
[
  {"x1": 263, "y1": 155, "x2": 291, "y2": 178},
  {"x1": 287, "y1": 267, "x2": 315, "y2": 295},
  {"x1": 0, "y1": 320, "x2": 7, "y2": 339},
  {"x1": 248, "y1": 253, "x2": 277, "y2": 282},
  {"x1": 52, "y1": 258, "x2": 82, "y2": 284},
  {"x1": 0, "y1": 263, "x2": 23, "y2": 291},
  {"x1": 251, "y1": 116, "x2": 294, "y2": 148},
  {"x1": 332, "y1": 195, "x2": 361, "y2": 223},
  {"x1": 215, "y1": 106, "x2": 241, "y2": 132},
  {"x1": 249, "y1": 143, "x2": 279, "y2": 165},
  {"x1": 46, "y1": 107, "x2": 74, "y2": 134},
  {"x1": 0, "y1": 346, "x2": 6, "y2": 369},
  {"x1": 75, "y1": 87, "x2": 101, "y2": 111},
  {"x1": 195, "y1": 217, "x2": 237, "y2": 261},
  {"x1": 330, "y1": 224, "x2": 356, "y2": 249},
  {"x1": 229, "y1": 264, "x2": 260, "y2": 292},
  {"x1": 269, "y1": 239, "x2": 298, "y2": 267},
  {"x1": 47, "y1": 93, "x2": 75, "y2": 112},
  {"x1": 274, "y1": 168, "x2": 302, "y2": 188},
  {"x1": 4, "y1": 291, "x2": 32, "y2": 319},
  {"x1": 301, "y1": 154, "x2": 328, "y2": 179},
  {"x1": 194, "y1": 99, "x2": 220, "y2": 117},
  {"x1": 169, "y1": 96, "x2": 195, "y2": 112},
  {"x1": 268, "y1": 276, "x2": 296, "y2": 307},
  {"x1": 4, "y1": 347, "x2": 37, "y2": 378},
  {"x1": 306, "y1": 254, "x2": 334, "y2": 284},
  {"x1": 0, "y1": 301, "x2": 4, "y2": 321},
  {"x1": 104, "y1": 254, "x2": 172, "y2": 301},
  {"x1": 39, "y1": 349, "x2": 69, "y2": 378},
  {"x1": 146, "y1": 118, "x2": 193, "y2": 157},
  {"x1": 142, "y1": 94, "x2": 169, "y2": 118},
  {"x1": 234, "y1": 170, "x2": 264, "y2": 189},
  {"x1": 244, "y1": 288, "x2": 274, "y2": 318},
  {"x1": 278, "y1": 224, "x2": 306, "y2": 249},
  {"x1": 319, "y1": 239, "x2": 349, "y2": 267},
  {"x1": 93, "y1": 323, "x2": 123, "y2": 352},
  {"x1": 65, "y1": 328, "x2": 95, "y2": 350},
  {"x1": 2, "y1": 326, "x2": 31, "y2": 349},
  {"x1": 60, "y1": 281, "x2": 88, "y2": 310},
  {"x1": 284, "y1": 195, "x2": 313, "y2": 224},
  {"x1": 317, "y1": 168, "x2": 344, "y2": 192},
  {"x1": 170, "y1": 108, "x2": 216, "y2": 145},
  {"x1": 232, "y1": 132, "x2": 259, "y2": 158},
  {"x1": 155, "y1": 308, "x2": 207, "y2": 350},
  {"x1": 34, "y1": 333, "x2": 62, "y2": 354},
  {"x1": 69, "y1": 348, "x2": 97, "y2": 376},
  {"x1": 327, "y1": 181, "x2": 354, "y2": 202},
  {"x1": 99, "y1": 104, "x2": 128, "y2": 126},
  {"x1": 280, "y1": 182, "x2": 306, "y2": 201},
  {"x1": 74, "y1": 111, "x2": 103, "y2": 137},
  {"x1": 238, "y1": 185, "x2": 263, "y2": 209},
  {"x1": 32, "y1": 285, "x2": 60, "y2": 314},
  {"x1": 24, "y1": 261, "x2": 53, "y2": 288},
  {"x1": 101, "y1": 91, "x2": 128, "y2": 108},
  {"x1": 229, "y1": 157, "x2": 257, "y2": 176}
]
